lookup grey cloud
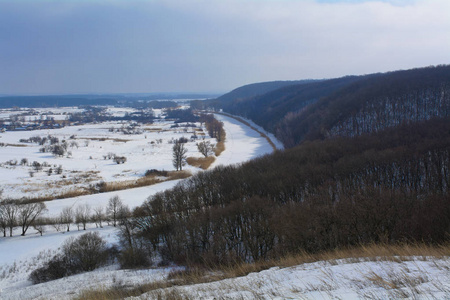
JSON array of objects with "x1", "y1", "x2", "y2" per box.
[{"x1": 0, "y1": 0, "x2": 449, "y2": 94}]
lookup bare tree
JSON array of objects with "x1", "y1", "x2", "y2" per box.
[
  {"x1": 172, "y1": 141, "x2": 187, "y2": 171},
  {"x1": 0, "y1": 202, "x2": 8, "y2": 237},
  {"x1": 0, "y1": 200, "x2": 17, "y2": 237},
  {"x1": 197, "y1": 140, "x2": 215, "y2": 157},
  {"x1": 17, "y1": 202, "x2": 46, "y2": 236},
  {"x1": 60, "y1": 206, "x2": 73, "y2": 232},
  {"x1": 92, "y1": 206, "x2": 104, "y2": 228},
  {"x1": 107, "y1": 195, "x2": 123, "y2": 227},
  {"x1": 33, "y1": 218, "x2": 46, "y2": 236},
  {"x1": 75, "y1": 204, "x2": 91, "y2": 231}
]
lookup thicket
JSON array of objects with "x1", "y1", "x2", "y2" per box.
[
  {"x1": 129, "y1": 118, "x2": 450, "y2": 266},
  {"x1": 201, "y1": 114, "x2": 225, "y2": 142},
  {"x1": 29, "y1": 232, "x2": 111, "y2": 284},
  {"x1": 166, "y1": 109, "x2": 199, "y2": 123}
]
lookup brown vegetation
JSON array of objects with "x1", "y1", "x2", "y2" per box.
[
  {"x1": 214, "y1": 141, "x2": 225, "y2": 156},
  {"x1": 186, "y1": 156, "x2": 215, "y2": 170},
  {"x1": 19, "y1": 170, "x2": 191, "y2": 204},
  {"x1": 75, "y1": 242, "x2": 449, "y2": 300},
  {"x1": 82, "y1": 137, "x2": 130, "y2": 143}
]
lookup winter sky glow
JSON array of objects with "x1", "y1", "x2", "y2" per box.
[{"x1": 1, "y1": 0, "x2": 449, "y2": 94}]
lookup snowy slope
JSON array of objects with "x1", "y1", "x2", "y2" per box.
[{"x1": 131, "y1": 258, "x2": 449, "y2": 300}]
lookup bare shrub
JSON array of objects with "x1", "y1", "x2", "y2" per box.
[
  {"x1": 29, "y1": 232, "x2": 110, "y2": 284},
  {"x1": 113, "y1": 156, "x2": 127, "y2": 164},
  {"x1": 63, "y1": 231, "x2": 109, "y2": 272}
]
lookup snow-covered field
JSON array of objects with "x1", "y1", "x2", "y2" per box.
[
  {"x1": 0, "y1": 118, "x2": 208, "y2": 200},
  {"x1": 0, "y1": 109, "x2": 285, "y2": 299}
]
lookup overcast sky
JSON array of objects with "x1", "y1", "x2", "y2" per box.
[{"x1": 1, "y1": 0, "x2": 449, "y2": 95}]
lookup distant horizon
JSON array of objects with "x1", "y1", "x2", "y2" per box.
[
  {"x1": 3, "y1": 63, "x2": 449, "y2": 98},
  {"x1": 0, "y1": 91, "x2": 223, "y2": 98},
  {"x1": 1, "y1": 0, "x2": 448, "y2": 95}
]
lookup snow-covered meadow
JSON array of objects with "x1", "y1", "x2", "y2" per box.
[
  {"x1": 0, "y1": 107, "x2": 282, "y2": 299},
  {"x1": 0, "y1": 114, "x2": 206, "y2": 200}
]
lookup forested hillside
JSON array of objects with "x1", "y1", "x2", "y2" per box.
[
  {"x1": 215, "y1": 80, "x2": 312, "y2": 103},
  {"x1": 110, "y1": 65, "x2": 450, "y2": 268},
  {"x1": 131, "y1": 118, "x2": 449, "y2": 265},
  {"x1": 215, "y1": 65, "x2": 450, "y2": 148}
]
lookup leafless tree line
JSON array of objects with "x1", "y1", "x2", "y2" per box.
[{"x1": 0, "y1": 195, "x2": 129, "y2": 237}]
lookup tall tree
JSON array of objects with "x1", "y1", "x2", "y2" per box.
[
  {"x1": 0, "y1": 200, "x2": 17, "y2": 237},
  {"x1": 107, "y1": 195, "x2": 123, "y2": 227},
  {"x1": 172, "y1": 141, "x2": 187, "y2": 171}
]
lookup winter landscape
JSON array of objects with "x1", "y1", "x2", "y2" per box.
[
  {"x1": 0, "y1": 100, "x2": 448, "y2": 300},
  {"x1": 1, "y1": 0, "x2": 450, "y2": 299},
  {"x1": 0, "y1": 104, "x2": 282, "y2": 299}
]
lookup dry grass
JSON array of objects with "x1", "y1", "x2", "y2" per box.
[
  {"x1": 100, "y1": 170, "x2": 191, "y2": 193},
  {"x1": 78, "y1": 286, "x2": 188, "y2": 300},
  {"x1": 20, "y1": 188, "x2": 91, "y2": 204},
  {"x1": 5, "y1": 143, "x2": 29, "y2": 147},
  {"x1": 82, "y1": 137, "x2": 130, "y2": 143},
  {"x1": 76, "y1": 281, "x2": 175, "y2": 300},
  {"x1": 144, "y1": 128, "x2": 165, "y2": 132},
  {"x1": 186, "y1": 156, "x2": 216, "y2": 170},
  {"x1": 218, "y1": 242, "x2": 450, "y2": 279},
  {"x1": 19, "y1": 170, "x2": 192, "y2": 204},
  {"x1": 75, "y1": 242, "x2": 449, "y2": 300},
  {"x1": 214, "y1": 141, "x2": 225, "y2": 156},
  {"x1": 276, "y1": 243, "x2": 450, "y2": 269}
]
